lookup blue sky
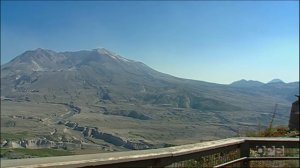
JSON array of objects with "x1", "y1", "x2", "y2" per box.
[{"x1": 1, "y1": 1, "x2": 299, "y2": 84}]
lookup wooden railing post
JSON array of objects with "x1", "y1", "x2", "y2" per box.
[{"x1": 240, "y1": 141, "x2": 250, "y2": 168}]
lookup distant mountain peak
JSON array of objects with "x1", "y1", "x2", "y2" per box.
[
  {"x1": 268, "y1": 79, "x2": 285, "y2": 84},
  {"x1": 30, "y1": 48, "x2": 56, "y2": 54},
  {"x1": 34, "y1": 48, "x2": 47, "y2": 51},
  {"x1": 16, "y1": 48, "x2": 56, "y2": 61},
  {"x1": 2, "y1": 48, "x2": 69, "y2": 73},
  {"x1": 230, "y1": 79, "x2": 264, "y2": 87}
]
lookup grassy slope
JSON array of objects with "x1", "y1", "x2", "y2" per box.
[{"x1": 0, "y1": 148, "x2": 73, "y2": 159}]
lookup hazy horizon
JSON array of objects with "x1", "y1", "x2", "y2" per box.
[{"x1": 1, "y1": 1, "x2": 299, "y2": 84}]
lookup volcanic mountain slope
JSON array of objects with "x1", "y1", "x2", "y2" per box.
[
  {"x1": 2, "y1": 48, "x2": 297, "y2": 110},
  {"x1": 1, "y1": 48, "x2": 243, "y2": 110},
  {"x1": 1, "y1": 48, "x2": 299, "y2": 150}
]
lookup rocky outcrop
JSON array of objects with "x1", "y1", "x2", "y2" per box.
[
  {"x1": 3, "y1": 138, "x2": 56, "y2": 149},
  {"x1": 65, "y1": 121, "x2": 78, "y2": 128},
  {"x1": 66, "y1": 103, "x2": 81, "y2": 113},
  {"x1": 2, "y1": 138, "x2": 83, "y2": 150},
  {"x1": 64, "y1": 121, "x2": 153, "y2": 150},
  {"x1": 124, "y1": 139, "x2": 153, "y2": 150},
  {"x1": 91, "y1": 128, "x2": 126, "y2": 146},
  {"x1": 21, "y1": 138, "x2": 56, "y2": 148},
  {"x1": 9, "y1": 115, "x2": 42, "y2": 122},
  {"x1": 1, "y1": 139, "x2": 8, "y2": 147}
]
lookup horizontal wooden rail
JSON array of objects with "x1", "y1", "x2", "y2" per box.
[
  {"x1": 214, "y1": 157, "x2": 300, "y2": 168},
  {"x1": 213, "y1": 157, "x2": 247, "y2": 168},
  {"x1": 1, "y1": 137, "x2": 299, "y2": 168},
  {"x1": 248, "y1": 156, "x2": 300, "y2": 160}
]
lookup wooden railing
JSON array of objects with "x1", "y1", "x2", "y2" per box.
[{"x1": 1, "y1": 137, "x2": 299, "y2": 168}]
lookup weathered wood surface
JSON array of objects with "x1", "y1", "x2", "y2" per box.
[
  {"x1": 1, "y1": 137, "x2": 298, "y2": 168},
  {"x1": 289, "y1": 97, "x2": 299, "y2": 131}
]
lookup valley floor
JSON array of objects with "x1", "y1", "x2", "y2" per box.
[{"x1": 0, "y1": 99, "x2": 290, "y2": 158}]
